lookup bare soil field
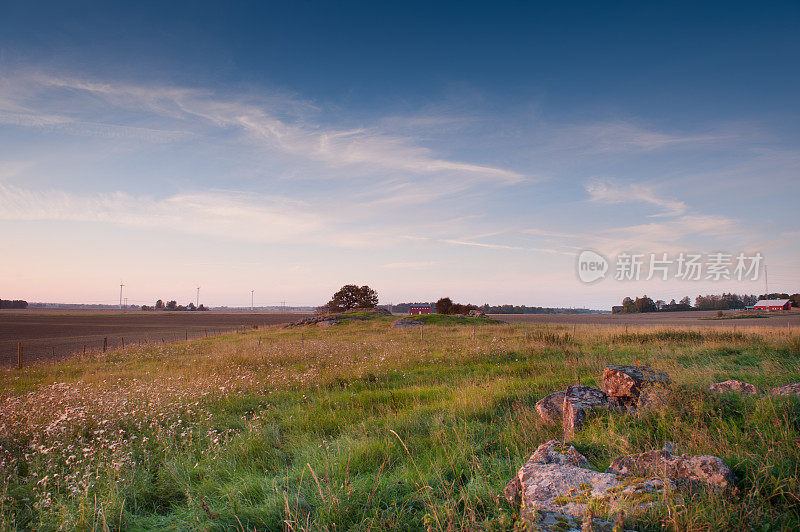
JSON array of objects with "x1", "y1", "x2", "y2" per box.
[
  {"x1": 491, "y1": 309, "x2": 800, "y2": 328},
  {"x1": 0, "y1": 310, "x2": 311, "y2": 366}
]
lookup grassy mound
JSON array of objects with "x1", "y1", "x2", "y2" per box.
[{"x1": 403, "y1": 313, "x2": 504, "y2": 325}]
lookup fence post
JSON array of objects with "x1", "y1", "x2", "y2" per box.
[
  {"x1": 185, "y1": 330, "x2": 188, "y2": 341},
  {"x1": 121, "y1": 337, "x2": 125, "y2": 348},
  {"x1": 421, "y1": 325, "x2": 424, "y2": 342},
  {"x1": 17, "y1": 342, "x2": 22, "y2": 369},
  {"x1": 83, "y1": 344, "x2": 86, "y2": 356},
  {"x1": 103, "y1": 337, "x2": 107, "y2": 352}
]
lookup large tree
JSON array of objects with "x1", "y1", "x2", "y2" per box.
[{"x1": 327, "y1": 284, "x2": 379, "y2": 312}]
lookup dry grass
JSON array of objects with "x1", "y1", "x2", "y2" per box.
[{"x1": 0, "y1": 319, "x2": 798, "y2": 530}]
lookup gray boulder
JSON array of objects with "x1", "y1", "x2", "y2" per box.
[
  {"x1": 606, "y1": 448, "x2": 737, "y2": 491},
  {"x1": 708, "y1": 379, "x2": 763, "y2": 396},
  {"x1": 504, "y1": 440, "x2": 669, "y2": 526},
  {"x1": 602, "y1": 365, "x2": 670, "y2": 403},
  {"x1": 563, "y1": 385, "x2": 612, "y2": 438},
  {"x1": 390, "y1": 318, "x2": 423, "y2": 328},
  {"x1": 535, "y1": 391, "x2": 566, "y2": 424},
  {"x1": 771, "y1": 382, "x2": 800, "y2": 396}
]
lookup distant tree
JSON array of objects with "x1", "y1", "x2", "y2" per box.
[
  {"x1": 155, "y1": 299, "x2": 165, "y2": 310},
  {"x1": 655, "y1": 299, "x2": 666, "y2": 311},
  {"x1": 634, "y1": 295, "x2": 657, "y2": 313},
  {"x1": 436, "y1": 297, "x2": 453, "y2": 315},
  {"x1": 187, "y1": 302, "x2": 196, "y2": 311},
  {"x1": 679, "y1": 296, "x2": 691, "y2": 307},
  {"x1": 198, "y1": 304, "x2": 208, "y2": 311},
  {"x1": 166, "y1": 300, "x2": 177, "y2": 310},
  {"x1": 327, "y1": 284, "x2": 379, "y2": 312}
]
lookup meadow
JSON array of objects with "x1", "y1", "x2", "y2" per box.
[{"x1": 0, "y1": 315, "x2": 798, "y2": 530}]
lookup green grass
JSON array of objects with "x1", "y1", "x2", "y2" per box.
[
  {"x1": 0, "y1": 322, "x2": 798, "y2": 530},
  {"x1": 403, "y1": 314, "x2": 502, "y2": 326}
]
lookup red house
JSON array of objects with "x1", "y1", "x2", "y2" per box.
[
  {"x1": 753, "y1": 299, "x2": 792, "y2": 311},
  {"x1": 409, "y1": 304, "x2": 433, "y2": 315}
]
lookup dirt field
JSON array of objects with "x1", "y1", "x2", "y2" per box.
[
  {"x1": 0, "y1": 310, "x2": 310, "y2": 366},
  {"x1": 491, "y1": 309, "x2": 800, "y2": 328}
]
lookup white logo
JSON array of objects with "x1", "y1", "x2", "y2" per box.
[{"x1": 577, "y1": 250, "x2": 608, "y2": 283}]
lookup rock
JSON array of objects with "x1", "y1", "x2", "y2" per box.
[
  {"x1": 563, "y1": 385, "x2": 611, "y2": 438},
  {"x1": 602, "y1": 366, "x2": 671, "y2": 402},
  {"x1": 636, "y1": 386, "x2": 672, "y2": 411},
  {"x1": 505, "y1": 440, "x2": 669, "y2": 525},
  {"x1": 535, "y1": 391, "x2": 566, "y2": 424},
  {"x1": 771, "y1": 382, "x2": 800, "y2": 396},
  {"x1": 708, "y1": 379, "x2": 763, "y2": 396},
  {"x1": 316, "y1": 319, "x2": 340, "y2": 327},
  {"x1": 606, "y1": 449, "x2": 737, "y2": 491},
  {"x1": 390, "y1": 318, "x2": 423, "y2": 328},
  {"x1": 468, "y1": 309, "x2": 487, "y2": 318}
]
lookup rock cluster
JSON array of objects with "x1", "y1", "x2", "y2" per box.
[
  {"x1": 535, "y1": 365, "x2": 670, "y2": 438},
  {"x1": 505, "y1": 440, "x2": 736, "y2": 530},
  {"x1": 468, "y1": 309, "x2": 487, "y2": 318}
]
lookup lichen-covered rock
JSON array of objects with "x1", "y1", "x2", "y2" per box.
[
  {"x1": 390, "y1": 318, "x2": 423, "y2": 328},
  {"x1": 606, "y1": 449, "x2": 737, "y2": 491},
  {"x1": 602, "y1": 365, "x2": 670, "y2": 401},
  {"x1": 535, "y1": 391, "x2": 566, "y2": 424},
  {"x1": 467, "y1": 309, "x2": 487, "y2": 318},
  {"x1": 563, "y1": 385, "x2": 611, "y2": 438},
  {"x1": 504, "y1": 440, "x2": 669, "y2": 526},
  {"x1": 708, "y1": 379, "x2": 763, "y2": 396},
  {"x1": 771, "y1": 382, "x2": 800, "y2": 396},
  {"x1": 636, "y1": 386, "x2": 672, "y2": 411}
]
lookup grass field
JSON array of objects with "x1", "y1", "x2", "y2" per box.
[{"x1": 0, "y1": 315, "x2": 799, "y2": 530}]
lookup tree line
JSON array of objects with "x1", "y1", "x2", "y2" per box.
[
  {"x1": 141, "y1": 300, "x2": 208, "y2": 311},
  {"x1": 0, "y1": 299, "x2": 28, "y2": 309},
  {"x1": 616, "y1": 292, "x2": 799, "y2": 313}
]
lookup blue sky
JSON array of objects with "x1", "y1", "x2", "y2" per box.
[{"x1": 1, "y1": 1, "x2": 798, "y2": 308}]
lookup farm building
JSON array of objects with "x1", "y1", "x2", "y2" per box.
[
  {"x1": 753, "y1": 299, "x2": 792, "y2": 311},
  {"x1": 409, "y1": 304, "x2": 434, "y2": 315}
]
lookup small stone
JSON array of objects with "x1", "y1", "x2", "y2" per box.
[
  {"x1": 606, "y1": 449, "x2": 737, "y2": 491},
  {"x1": 602, "y1": 365, "x2": 671, "y2": 401},
  {"x1": 535, "y1": 391, "x2": 566, "y2": 424},
  {"x1": 771, "y1": 383, "x2": 800, "y2": 396},
  {"x1": 708, "y1": 379, "x2": 763, "y2": 396},
  {"x1": 563, "y1": 385, "x2": 611, "y2": 439}
]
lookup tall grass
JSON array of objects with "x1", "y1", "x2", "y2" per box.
[{"x1": 0, "y1": 320, "x2": 798, "y2": 530}]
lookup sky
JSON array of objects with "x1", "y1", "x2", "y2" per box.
[{"x1": 0, "y1": 1, "x2": 798, "y2": 309}]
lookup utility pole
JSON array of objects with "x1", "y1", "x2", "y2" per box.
[
  {"x1": 764, "y1": 265, "x2": 769, "y2": 295},
  {"x1": 119, "y1": 282, "x2": 124, "y2": 309},
  {"x1": 281, "y1": 300, "x2": 287, "y2": 312},
  {"x1": 251, "y1": 290, "x2": 255, "y2": 311}
]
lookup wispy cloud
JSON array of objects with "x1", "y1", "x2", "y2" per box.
[
  {"x1": 0, "y1": 184, "x2": 323, "y2": 242},
  {"x1": 381, "y1": 261, "x2": 438, "y2": 270},
  {"x1": 441, "y1": 239, "x2": 525, "y2": 250},
  {"x1": 585, "y1": 179, "x2": 687, "y2": 217}
]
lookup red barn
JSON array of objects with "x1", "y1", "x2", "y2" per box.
[
  {"x1": 409, "y1": 304, "x2": 433, "y2": 315},
  {"x1": 753, "y1": 299, "x2": 792, "y2": 311}
]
